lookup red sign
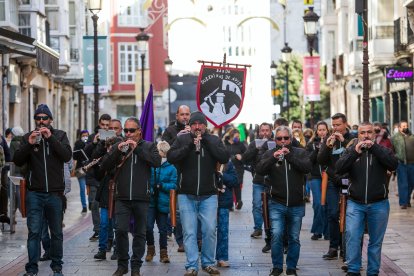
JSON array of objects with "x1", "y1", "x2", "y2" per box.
[{"x1": 303, "y1": 56, "x2": 320, "y2": 101}]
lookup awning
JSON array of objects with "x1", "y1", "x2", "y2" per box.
[{"x1": 0, "y1": 27, "x2": 59, "y2": 75}]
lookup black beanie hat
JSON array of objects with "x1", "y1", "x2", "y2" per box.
[
  {"x1": 189, "y1": 111, "x2": 207, "y2": 126},
  {"x1": 34, "y1": 104, "x2": 53, "y2": 119}
]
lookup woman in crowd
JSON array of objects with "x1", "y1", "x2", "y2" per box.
[
  {"x1": 73, "y1": 130, "x2": 90, "y2": 213},
  {"x1": 306, "y1": 121, "x2": 330, "y2": 241}
]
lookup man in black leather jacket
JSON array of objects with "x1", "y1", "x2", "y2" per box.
[
  {"x1": 162, "y1": 105, "x2": 191, "y2": 146},
  {"x1": 256, "y1": 126, "x2": 311, "y2": 276},
  {"x1": 336, "y1": 122, "x2": 397, "y2": 276}
]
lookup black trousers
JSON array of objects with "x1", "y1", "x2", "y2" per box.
[{"x1": 115, "y1": 200, "x2": 149, "y2": 271}]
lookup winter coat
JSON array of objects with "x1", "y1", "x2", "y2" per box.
[
  {"x1": 256, "y1": 145, "x2": 312, "y2": 207},
  {"x1": 162, "y1": 121, "x2": 186, "y2": 145},
  {"x1": 13, "y1": 127, "x2": 72, "y2": 193},
  {"x1": 306, "y1": 139, "x2": 326, "y2": 180},
  {"x1": 317, "y1": 131, "x2": 355, "y2": 186},
  {"x1": 242, "y1": 140, "x2": 265, "y2": 185},
  {"x1": 224, "y1": 140, "x2": 247, "y2": 184},
  {"x1": 336, "y1": 143, "x2": 398, "y2": 204},
  {"x1": 100, "y1": 139, "x2": 161, "y2": 201},
  {"x1": 149, "y1": 161, "x2": 177, "y2": 213},
  {"x1": 167, "y1": 132, "x2": 229, "y2": 196},
  {"x1": 391, "y1": 132, "x2": 413, "y2": 164},
  {"x1": 218, "y1": 161, "x2": 239, "y2": 209},
  {"x1": 10, "y1": 136, "x2": 24, "y2": 176}
]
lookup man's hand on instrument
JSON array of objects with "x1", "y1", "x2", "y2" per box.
[{"x1": 39, "y1": 127, "x2": 51, "y2": 139}]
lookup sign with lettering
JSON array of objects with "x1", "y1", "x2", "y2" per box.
[
  {"x1": 303, "y1": 56, "x2": 320, "y2": 101},
  {"x1": 386, "y1": 67, "x2": 413, "y2": 83},
  {"x1": 196, "y1": 65, "x2": 246, "y2": 127}
]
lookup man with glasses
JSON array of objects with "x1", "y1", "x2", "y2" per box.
[
  {"x1": 336, "y1": 122, "x2": 397, "y2": 276},
  {"x1": 13, "y1": 104, "x2": 72, "y2": 276},
  {"x1": 84, "y1": 113, "x2": 111, "y2": 241},
  {"x1": 317, "y1": 113, "x2": 354, "y2": 260},
  {"x1": 256, "y1": 126, "x2": 311, "y2": 276},
  {"x1": 101, "y1": 117, "x2": 161, "y2": 276},
  {"x1": 167, "y1": 111, "x2": 229, "y2": 276}
]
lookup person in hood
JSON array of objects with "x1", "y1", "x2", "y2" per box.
[
  {"x1": 167, "y1": 111, "x2": 229, "y2": 276},
  {"x1": 391, "y1": 120, "x2": 414, "y2": 209},
  {"x1": 13, "y1": 104, "x2": 72, "y2": 276},
  {"x1": 336, "y1": 122, "x2": 398, "y2": 276}
]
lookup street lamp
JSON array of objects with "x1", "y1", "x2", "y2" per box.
[
  {"x1": 136, "y1": 28, "x2": 150, "y2": 114},
  {"x1": 281, "y1": 42, "x2": 292, "y2": 120},
  {"x1": 88, "y1": 0, "x2": 102, "y2": 127},
  {"x1": 303, "y1": 6, "x2": 320, "y2": 128},
  {"x1": 270, "y1": 61, "x2": 277, "y2": 106},
  {"x1": 164, "y1": 56, "x2": 173, "y2": 122}
]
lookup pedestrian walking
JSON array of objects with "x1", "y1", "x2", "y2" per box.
[
  {"x1": 145, "y1": 141, "x2": 177, "y2": 264},
  {"x1": 391, "y1": 120, "x2": 414, "y2": 209},
  {"x1": 167, "y1": 111, "x2": 229, "y2": 276},
  {"x1": 256, "y1": 125, "x2": 312, "y2": 276},
  {"x1": 336, "y1": 122, "x2": 398, "y2": 276},
  {"x1": 100, "y1": 117, "x2": 161, "y2": 276},
  {"x1": 13, "y1": 104, "x2": 72, "y2": 276},
  {"x1": 73, "y1": 130, "x2": 89, "y2": 213}
]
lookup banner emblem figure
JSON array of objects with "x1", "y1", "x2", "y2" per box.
[{"x1": 196, "y1": 65, "x2": 246, "y2": 127}]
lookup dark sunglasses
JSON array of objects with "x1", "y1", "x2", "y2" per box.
[
  {"x1": 276, "y1": 136, "x2": 290, "y2": 141},
  {"x1": 34, "y1": 115, "x2": 49, "y2": 121},
  {"x1": 124, "y1": 128, "x2": 137, "y2": 133}
]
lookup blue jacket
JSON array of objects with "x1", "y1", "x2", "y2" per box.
[
  {"x1": 218, "y1": 161, "x2": 239, "y2": 209},
  {"x1": 149, "y1": 161, "x2": 177, "y2": 213}
]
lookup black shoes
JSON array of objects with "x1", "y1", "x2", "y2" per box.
[
  {"x1": 112, "y1": 267, "x2": 128, "y2": 276},
  {"x1": 269, "y1": 268, "x2": 283, "y2": 276},
  {"x1": 262, "y1": 243, "x2": 271, "y2": 253},
  {"x1": 250, "y1": 229, "x2": 263, "y2": 238},
  {"x1": 39, "y1": 252, "x2": 51, "y2": 261},
  {"x1": 346, "y1": 273, "x2": 361, "y2": 276},
  {"x1": 94, "y1": 250, "x2": 106, "y2": 260},
  {"x1": 0, "y1": 214, "x2": 10, "y2": 224},
  {"x1": 235, "y1": 201, "x2": 243, "y2": 210},
  {"x1": 323, "y1": 248, "x2": 338, "y2": 260},
  {"x1": 23, "y1": 273, "x2": 38, "y2": 276},
  {"x1": 89, "y1": 232, "x2": 99, "y2": 241},
  {"x1": 110, "y1": 251, "x2": 118, "y2": 260},
  {"x1": 81, "y1": 207, "x2": 87, "y2": 214},
  {"x1": 286, "y1": 268, "x2": 297, "y2": 275},
  {"x1": 311, "y1": 234, "x2": 322, "y2": 240},
  {"x1": 131, "y1": 271, "x2": 141, "y2": 276}
]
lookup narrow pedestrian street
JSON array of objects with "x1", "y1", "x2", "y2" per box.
[{"x1": 0, "y1": 172, "x2": 412, "y2": 276}]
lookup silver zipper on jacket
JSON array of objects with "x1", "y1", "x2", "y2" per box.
[
  {"x1": 130, "y1": 154, "x2": 133, "y2": 200},
  {"x1": 365, "y1": 153, "x2": 369, "y2": 204},
  {"x1": 179, "y1": 173, "x2": 183, "y2": 189},
  {"x1": 43, "y1": 139, "x2": 49, "y2": 192},
  {"x1": 285, "y1": 159, "x2": 289, "y2": 206},
  {"x1": 383, "y1": 184, "x2": 386, "y2": 198},
  {"x1": 197, "y1": 154, "x2": 201, "y2": 195}
]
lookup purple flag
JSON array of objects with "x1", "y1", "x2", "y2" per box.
[{"x1": 140, "y1": 84, "x2": 154, "y2": 142}]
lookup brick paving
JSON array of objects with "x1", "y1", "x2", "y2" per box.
[{"x1": 0, "y1": 173, "x2": 411, "y2": 276}]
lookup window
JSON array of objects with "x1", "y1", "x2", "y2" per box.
[
  {"x1": 50, "y1": 36, "x2": 59, "y2": 51},
  {"x1": 111, "y1": 44, "x2": 114, "y2": 84},
  {"x1": 69, "y1": 2, "x2": 78, "y2": 61},
  {"x1": 0, "y1": 0, "x2": 5, "y2": 21},
  {"x1": 19, "y1": 13, "x2": 31, "y2": 37},
  {"x1": 119, "y1": 43, "x2": 140, "y2": 84},
  {"x1": 118, "y1": 0, "x2": 143, "y2": 27},
  {"x1": 378, "y1": 0, "x2": 393, "y2": 23},
  {"x1": 46, "y1": 9, "x2": 59, "y2": 31},
  {"x1": 37, "y1": 15, "x2": 46, "y2": 43},
  {"x1": 21, "y1": 0, "x2": 30, "y2": 4},
  {"x1": 45, "y1": 0, "x2": 57, "y2": 5},
  {"x1": 69, "y1": 2, "x2": 76, "y2": 26}
]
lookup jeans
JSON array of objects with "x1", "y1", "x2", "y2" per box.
[
  {"x1": 397, "y1": 163, "x2": 414, "y2": 206},
  {"x1": 346, "y1": 199, "x2": 389, "y2": 275},
  {"x1": 216, "y1": 208, "x2": 229, "y2": 261},
  {"x1": 77, "y1": 176, "x2": 87, "y2": 208},
  {"x1": 174, "y1": 211, "x2": 183, "y2": 246},
  {"x1": 41, "y1": 216, "x2": 51, "y2": 254},
  {"x1": 326, "y1": 182, "x2": 340, "y2": 249},
  {"x1": 99, "y1": 208, "x2": 114, "y2": 252},
  {"x1": 146, "y1": 207, "x2": 168, "y2": 249},
  {"x1": 115, "y1": 200, "x2": 149, "y2": 272},
  {"x1": 88, "y1": 185, "x2": 100, "y2": 233},
  {"x1": 309, "y1": 179, "x2": 328, "y2": 237},
  {"x1": 268, "y1": 200, "x2": 305, "y2": 270},
  {"x1": 178, "y1": 194, "x2": 217, "y2": 271},
  {"x1": 252, "y1": 184, "x2": 268, "y2": 231},
  {"x1": 25, "y1": 191, "x2": 63, "y2": 274}
]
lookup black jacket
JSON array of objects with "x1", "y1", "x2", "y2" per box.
[
  {"x1": 100, "y1": 139, "x2": 161, "y2": 201},
  {"x1": 317, "y1": 131, "x2": 354, "y2": 186},
  {"x1": 13, "y1": 127, "x2": 72, "y2": 193},
  {"x1": 162, "y1": 121, "x2": 186, "y2": 145},
  {"x1": 224, "y1": 140, "x2": 246, "y2": 184},
  {"x1": 73, "y1": 139, "x2": 87, "y2": 169},
  {"x1": 167, "y1": 132, "x2": 229, "y2": 196},
  {"x1": 256, "y1": 146, "x2": 312, "y2": 207},
  {"x1": 336, "y1": 143, "x2": 398, "y2": 204},
  {"x1": 242, "y1": 140, "x2": 265, "y2": 185},
  {"x1": 306, "y1": 139, "x2": 325, "y2": 180}
]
